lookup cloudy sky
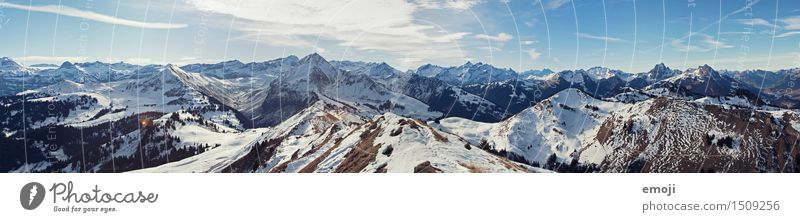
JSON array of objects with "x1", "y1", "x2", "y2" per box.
[{"x1": 0, "y1": 0, "x2": 798, "y2": 72}]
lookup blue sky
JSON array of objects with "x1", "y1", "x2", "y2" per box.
[{"x1": 0, "y1": 0, "x2": 798, "y2": 72}]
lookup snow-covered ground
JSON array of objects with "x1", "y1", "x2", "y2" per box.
[
  {"x1": 437, "y1": 88, "x2": 634, "y2": 165},
  {"x1": 131, "y1": 127, "x2": 268, "y2": 173}
]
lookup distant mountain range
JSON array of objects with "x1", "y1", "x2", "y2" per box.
[{"x1": 1, "y1": 54, "x2": 798, "y2": 173}]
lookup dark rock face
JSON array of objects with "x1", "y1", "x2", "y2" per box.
[
  {"x1": 399, "y1": 75, "x2": 505, "y2": 122},
  {"x1": 254, "y1": 87, "x2": 320, "y2": 128},
  {"x1": 727, "y1": 68, "x2": 800, "y2": 109},
  {"x1": 413, "y1": 161, "x2": 443, "y2": 173},
  {"x1": 597, "y1": 98, "x2": 800, "y2": 173}
]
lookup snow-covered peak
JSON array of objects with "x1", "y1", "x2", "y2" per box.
[
  {"x1": 19, "y1": 79, "x2": 86, "y2": 95},
  {"x1": 417, "y1": 61, "x2": 519, "y2": 85},
  {"x1": 163, "y1": 64, "x2": 191, "y2": 82},
  {"x1": 221, "y1": 60, "x2": 245, "y2": 67},
  {"x1": 330, "y1": 60, "x2": 368, "y2": 71},
  {"x1": 29, "y1": 64, "x2": 59, "y2": 68},
  {"x1": 283, "y1": 55, "x2": 300, "y2": 63},
  {"x1": 583, "y1": 67, "x2": 634, "y2": 81},
  {"x1": 73, "y1": 61, "x2": 140, "y2": 78},
  {"x1": 671, "y1": 64, "x2": 722, "y2": 81},
  {"x1": 297, "y1": 53, "x2": 333, "y2": 69},
  {"x1": 290, "y1": 53, "x2": 339, "y2": 83},
  {"x1": 35, "y1": 79, "x2": 86, "y2": 94},
  {"x1": 78, "y1": 61, "x2": 107, "y2": 67},
  {"x1": 35, "y1": 61, "x2": 90, "y2": 81},
  {"x1": 585, "y1": 67, "x2": 614, "y2": 80},
  {"x1": 414, "y1": 63, "x2": 446, "y2": 78},
  {"x1": 549, "y1": 70, "x2": 584, "y2": 84},
  {"x1": 180, "y1": 55, "x2": 300, "y2": 80},
  {"x1": 645, "y1": 63, "x2": 678, "y2": 81},
  {"x1": 625, "y1": 63, "x2": 681, "y2": 89},
  {"x1": 298, "y1": 52, "x2": 327, "y2": 64},
  {"x1": 365, "y1": 62, "x2": 402, "y2": 78},
  {"x1": 0, "y1": 57, "x2": 25, "y2": 71},
  {"x1": 696, "y1": 64, "x2": 719, "y2": 77},
  {"x1": 438, "y1": 87, "x2": 626, "y2": 167},
  {"x1": 644, "y1": 63, "x2": 758, "y2": 99},
  {"x1": 540, "y1": 88, "x2": 596, "y2": 107},
  {"x1": 521, "y1": 68, "x2": 554, "y2": 79},
  {"x1": 651, "y1": 63, "x2": 668, "y2": 72},
  {"x1": 0, "y1": 57, "x2": 17, "y2": 63},
  {"x1": 59, "y1": 61, "x2": 79, "y2": 70},
  {"x1": 375, "y1": 62, "x2": 392, "y2": 70},
  {"x1": 330, "y1": 61, "x2": 401, "y2": 78}
]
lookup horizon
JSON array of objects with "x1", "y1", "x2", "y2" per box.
[
  {"x1": 2, "y1": 53, "x2": 797, "y2": 74},
  {"x1": 0, "y1": 0, "x2": 799, "y2": 73}
]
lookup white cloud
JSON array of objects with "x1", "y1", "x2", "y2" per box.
[
  {"x1": 15, "y1": 56, "x2": 87, "y2": 65},
  {"x1": 15, "y1": 56, "x2": 155, "y2": 65},
  {"x1": 124, "y1": 58, "x2": 155, "y2": 65},
  {"x1": 397, "y1": 57, "x2": 423, "y2": 64},
  {"x1": 475, "y1": 32, "x2": 513, "y2": 42},
  {"x1": 780, "y1": 16, "x2": 800, "y2": 30},
  {"x1": 527, "y1": 49, "x2": 541, "y2": 60},
  {"x1": 776, "y1": 31, "x2": 800, "y2": 38},
  {"x1": 691, "y1": 53, "x2": 797, "y2": 70},
  {"x1": 444, "y1": 0, "x2": 483, "y2": 10},
  {"x1": 736, "y1": 18, "x2": 776, "y2": 28},
  {"x1": 477, "y1": 46, "x2": 502, "y2": 52},
  {"x1": 540, "y1": 0, "x2": 569, "y2": 10},
  {"x1": 734, "y1": 16, "x2": 800, "y2": 37},
  {"x1": 675, "y1": 0, "x2": 761, "y2": 42},
  {"x1": 186, "y1": 0, "x2": 470, "y2": 65},
  {"x1": 738, "y1": 16, "x2": 800, "y2": 38},
  {"x1": 671, "y1": 33, "x2": 733, "y2": 53},
  {"x1": 413, "y1": 0, "x2": 484, "y2": 11},
  {"x1": 524, "y1": 21, "x2": 535, "y2": 28},
  {"x1": 576, "y1": 32, "x2": 623, "y2": 42},
  {"x1": 0, "y1": 2, "x2": 187, "y2": 29}
]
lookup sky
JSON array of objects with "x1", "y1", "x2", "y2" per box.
[{"x1": 0, "y1": 0, "x2": 798, "y2": 73}]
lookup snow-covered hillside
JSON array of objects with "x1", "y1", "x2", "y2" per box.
[
  {"x1": 437, "y1": 88, "x2": 630, "y2": 166},
  {"x1": 243, "y1": 53, "x2": 441, "y2": 128},
  {"x1": 415, "y1": 61, "x2": 519, "y2": 85},
  {"x1": 2, "y1": 54, "x2": 799, "y2": 173},
  {"x1": 438, "y1": 87, "x2": 800, "y2": 172},
  {"x1": 142, "y1": 100, "x2": 537, "y2": 173}
]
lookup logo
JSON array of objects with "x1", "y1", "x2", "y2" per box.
[{"x1": 20, "y1": 182, "x2": 46, "y2": 210}]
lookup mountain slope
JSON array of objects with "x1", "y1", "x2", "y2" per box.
[
  {"x1": 591, "y1": 98, "x2": 800, "y2": 172},
  {"x1": 726, "y1": 68, "x2": 800, "y2": 109},
  {"x1": 142, "y1": 100, "x2": 536, "y2": 173},
  {"x1": 0, "y1": 65, "x2": 248, "y2": 172},
  {"x1": 3, "y1": 54, "x2": 800, "y2": 173},
  {"x1": 243, "y1": 53, "x2": 441, "y2": 128},
  {"x1": 645, "y1": 65, "x2": 764, "y2": 105},
  {"x1": 437, "y1": 88, "x2": 628, "y2": 167},
  {"x1": 438, "y1": 87, "x2": 800, "y2": 172},
  {"x1": 415, "y1": 61, "x2": 519, "y2": 85}
]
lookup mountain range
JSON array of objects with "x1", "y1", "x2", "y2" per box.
[{"x1": 1, "y1": 54, "x2": 798, "y2": 173}]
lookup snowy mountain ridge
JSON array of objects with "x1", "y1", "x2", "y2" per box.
[{"x1": 2, "y1": 54, "x2": 799, "y2": 173}]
